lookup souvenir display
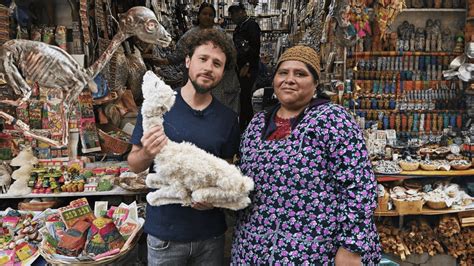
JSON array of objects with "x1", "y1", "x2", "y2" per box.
[
  {"x1": 0, "y1": 209, "x2": 45, "y2": 265},
  {"x1": 39, "y1": 198, "x2": 142, "y2": 264}
]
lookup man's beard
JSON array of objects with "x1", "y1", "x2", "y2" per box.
[{"x1": 190, "y1": 78, "x2": 219, "y2": 94}]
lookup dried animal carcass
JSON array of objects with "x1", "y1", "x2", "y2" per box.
[{"x1": 0, "y1": 6, "x2": 172, "y2": 147}]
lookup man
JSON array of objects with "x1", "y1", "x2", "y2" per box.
[
  {"x1": 228, "y1": 3, "x2": 261, "y2": 130},
  {"x1": 128, "y1": 29, "x2": 240, "y2": 265}
]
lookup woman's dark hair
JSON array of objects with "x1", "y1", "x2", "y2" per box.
[
  {"x1": 196, "y1": 2, "x2": 216, "y2": 25},
  {"x1": 186, "y1": 28, "x2": 236, "y2": 70}
]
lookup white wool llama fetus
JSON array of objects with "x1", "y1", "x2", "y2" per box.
[
  {"x1": 141, "y1": 71, "x2": 254, "y2": 210},
  {"x1": 7, "y1": 146, "x2": 38, "y2": 196}
]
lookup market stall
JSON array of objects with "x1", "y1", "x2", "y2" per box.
[{"x1": 0, "y1": 0, "x2": 473, "y2": 265}]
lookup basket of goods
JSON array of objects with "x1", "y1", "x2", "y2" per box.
[
  {"x1": 97, "y1": 124, "x2": 131, "y2": 155},
  {"x1": 0, "y1": 209, "x2": 45, "y2": 265},
  {"x1": 424, "y1": 189, "x2": 449, "y2": 209},
  {"x1": 450, "y1": 160, "x2": 472, "y2": 170},
  {"x1": 399, "y1": 159, "x2": 419, "y2": 171},
  {"x1": 376, "y1": 184, "x2": 390, "y2": 212},
  {"x1": 446, "y1": 154, "x2": 466, "y2": 161},
  {"x1": 373, "y1": 160, "x2": 402, "y2": 174},
  {"x1": 118, "y1": 171, "x2": 148, "y2": 192},
  {"x1": 390, "y1": 186, "x2": 425, "y2": 214},
  {"x1": 420, "y1": 160, "x2": 438, "y2": 171},
  {"x1": 39, "y1": 198, "x2": 143, "y2": 265}
]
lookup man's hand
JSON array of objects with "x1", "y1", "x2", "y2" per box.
[
  {"x1": 335, "y1": 247, "x2": 361, "y2": 266},
  {"x1": 140, "y1": 125, "x2": 168, "y2": 160},
  {"x1": 191, "y1": 202, "x2": 214, "y2": 211}
]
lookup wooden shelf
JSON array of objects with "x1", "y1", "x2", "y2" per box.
[
  {"x1": 467, "y1": 17, "x2": 474, "y2": 21},
  {"x1": 401, "y1": 8, "x2": 466, "y2": 12},
  {"x1": 225, "y1": 28, "x2": 288, "y2": 33},
  {"x1": 377, "y1": 169, "x2": 474, "y2": 182},
  {"x1": 348, "y1": 51, "x2": 463, "y2": 57},
  {"x1": 0, "y1": 186, "x2": 144, "y2": 199},
  {"x1": 375, "y1": 206, "x2": 473, "y2": 216}
]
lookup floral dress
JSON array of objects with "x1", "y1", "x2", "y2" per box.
[{"x1": 231, "y1": 103, "x2": 381, "y2": 265}]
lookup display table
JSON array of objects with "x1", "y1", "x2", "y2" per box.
[{"x1": 0, "y1": 186, "x2": 145, "y2": 201}]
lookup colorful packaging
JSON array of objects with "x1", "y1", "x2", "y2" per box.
[
  {"x1": 58, "y1": 198, "x2": 95, "y2": 229},
  {"x1": 56, "y1": 220, "x2": 90, "y2": 257},
  {"x1": 85, "y1": 217, "x2": 125, "y2": 255}
]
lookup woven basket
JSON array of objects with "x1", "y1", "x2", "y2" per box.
[
  {"x1": 18, "y1": 201, "x2": 58, "y2": 211},
  {"x1": 39, "y1": 219, "x2": 143, "y2": 265},
  {"x1": 451, "y1": 163, "x2": 472, "y2": 170},
  {"x1": 97, "y1": 124, "x2": 131, "y2": 155},
  {"x1": 392, "y1": 199, "x2": 424, "y2": 215},
  {"x1": 376, "y1": 195, "x2": 389, "y2": 212},
  {"x1": 399, "y1": 161, "x2": 420, "y2": 171},
  {"x1": 420, "y1": 163, "x2": 438, "y2": 171},
  {"x1": 426, "y1": 200, "x2": 448, "y2": 209}
]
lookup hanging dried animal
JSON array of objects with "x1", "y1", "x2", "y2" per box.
[
  {"x1": 0, "y1": 6, "x2": 172, "y2": 147},
  {"x1": 321, "y1": 0, "x2": 357, "y2": 47},
  {"x1": 375, "y1": 0, "x2": 406, "y2": 40}
]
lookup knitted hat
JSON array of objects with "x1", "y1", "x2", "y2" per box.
[{"x1": 276, "y1": 45, "x2": 321, "y2": 79}]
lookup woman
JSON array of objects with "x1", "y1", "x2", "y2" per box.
[{"x1": 231, "y1": 46, "x2": 381, "y2": 265}]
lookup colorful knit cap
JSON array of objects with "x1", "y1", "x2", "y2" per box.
[{"x1": 276, "y1": 45, "x2": 321, "y2": 79}]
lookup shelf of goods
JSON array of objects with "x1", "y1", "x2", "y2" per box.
[
  {"x1": 0, "y1": 186, "x2": 144, "y2": 199},
  {"x1": 377, "y1": 170, "x2": 474, "y2": 181},
  {"x1": 401, "y1": 8, "x2": 466, "y2": 12},
  {"x1": 375, "y1": 206, "x2": 473, "y2": 217},
  {"x1": 347, "y1": 51, "x2": 465, "y2": 136}
]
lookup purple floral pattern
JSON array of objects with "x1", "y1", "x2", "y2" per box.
[{"x1": 231, "y1": 103, "x2": 381, "y2": 265}]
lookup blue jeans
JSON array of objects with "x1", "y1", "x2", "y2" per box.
[{"x1": 147, "y1": 234, "x2": 225, "y2": 266}]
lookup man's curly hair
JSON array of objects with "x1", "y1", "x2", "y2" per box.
[{"x1": 185, "y1": 28, "x2": 236, "y2": 70}]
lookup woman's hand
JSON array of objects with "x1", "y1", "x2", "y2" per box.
[
  {"x1": 191, "y1": 202, "x2": 214, "y2": 211},
  {"x1": 335, "y1": 247, "x2": 361, "y2": 266},
  {"x1": 140, "y1": 125, "x2": 168, "y2": 160}
]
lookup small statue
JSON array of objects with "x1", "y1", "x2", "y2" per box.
[
  {"x1": 415, "y1": 27, "x2": 425, "y2": 51},
  {"x1": 441, "y1": 28, "x2": 453, "y2": 52},
  {"x1": 453, "y1": 34, "x2": 465, "y2": 54}
]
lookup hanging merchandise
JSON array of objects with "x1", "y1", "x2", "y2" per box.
[
  {"x1": 79, "y1": 0, "x2": 91, "y2": 45},
  {"x1": 374, "y1": 0, "x2": 405, "y2": 40},
  {"x1": 322, "y1": 0, "x2": 357, "y2": 47}
]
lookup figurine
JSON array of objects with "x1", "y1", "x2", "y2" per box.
[{"x1": 415, "y1": 27, "x2": 425, "y2": 51}]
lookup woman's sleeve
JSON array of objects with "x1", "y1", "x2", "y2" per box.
[{"x1": 326, "y1": 106, "x2": 381, "y2": 263}]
